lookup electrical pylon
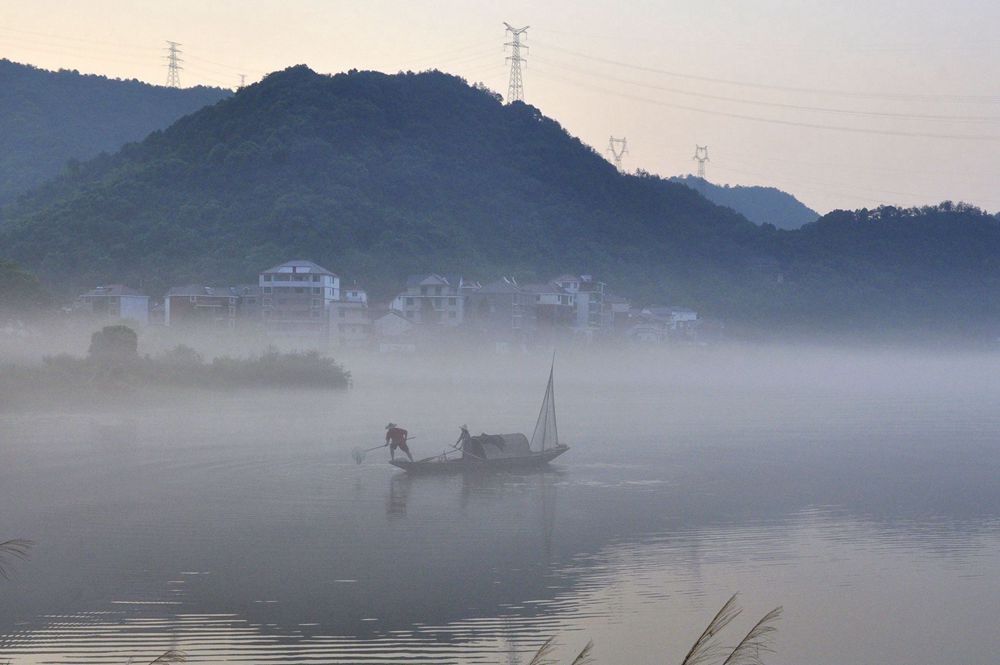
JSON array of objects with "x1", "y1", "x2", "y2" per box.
[
  {"x1": 504, "y1": 22, "x2": 529, "y2": 103},
  {"x1": 607, "y1": 136, "x2": 628, "y2": 172},
  {"x1": 164, "y1": 41, "x2": 183, "y2": 88},
  {"x1": 693, "y1": 145, "x2": 710, "y2": 178}
]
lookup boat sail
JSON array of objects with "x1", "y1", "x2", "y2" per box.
[{"x1": 530, "y1": 363, "x2": 557, "y2": 451}]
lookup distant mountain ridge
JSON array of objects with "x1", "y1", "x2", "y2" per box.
[
  {"x1": 669, "y1": 175, "x2": 819, "y2": 230},
  {"x1": 0, "y1": 59, "x2": 230, "y2": 203},
  {"x1": 0, "y1": 66, "x2": 756, "y2": 303},
  {"x1": 3, "y1": 65, "x2": 1000, "y2": 334}
]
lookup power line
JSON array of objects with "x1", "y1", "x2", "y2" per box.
[
  {"x1": 530, "y1": 67, "x2": 1000, "y2": 141},
  {"x1": 0, "y1": 25, "x2": 158, "y2": 55},
  {"x1": 533, "y1": 40, "x2": 1000, "y2": 104},
  {"x1": 531, "y1": 54, "x2": 1000, "y2": 124},
  {"x1": 164, "y1": 41, "x2": 183, "y2": 88},
  {"x1": 504, "y1": 22, "x2": 529, "y2": 103}
]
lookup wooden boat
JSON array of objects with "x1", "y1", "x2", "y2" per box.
[{"x1": 390, "y1": 363, "x2": 568, "y2": 474}]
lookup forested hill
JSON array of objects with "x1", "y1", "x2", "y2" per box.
[
  {"x1": 3, "y1": 65, "x2": 1000, "y2": 334},
  {"x1": 0, "y1": 59, "x2": 230, "y2": 203},
  {"x1": 670, "y1": 175, "x2": 819, "y2": 230},
  {"x1": 0, "y1": 65, "x2": 759, "y2": 302}
]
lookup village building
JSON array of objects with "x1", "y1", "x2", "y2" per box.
[
  {"x1": 552, "y1": 274, "x2": 611, "y2": 338},
  {"x1": 521, "y1": 281, "x2": 576, "y2": 330},
  {"x1": 74, "y1": 285, "x2": 149, "y2": 325},
  {"x1": 372, "y1": 309, "x2": 417, "y2": 353},
  {"x1": 627, "y1": 305, "x2": 700, "y2": 343},
  {"x1": 234, "y1": 285, "x2": 263, "y2": 323},
  {"x1": 329, "y1": 286, "x2": 371, "y2": 348},
  {"x1": 163, "y1": 285, "x2": 241, "y2": 328},
  {"x1": 465, "y1": 277, "x2": 538, "y2": 344},
  {"x1": 605, "y1": 293, "x2": 632, "y2": 334},
  {"x1": 260, "y1": 260, "x2": 340, "y2": 337},
  {"x1": 391, "y1": 274, "x2": 478, "y2": 326}
]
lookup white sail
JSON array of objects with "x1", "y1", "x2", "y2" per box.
[{"x1": 530, "y1": 363, "x2": 558, "y2": 451}]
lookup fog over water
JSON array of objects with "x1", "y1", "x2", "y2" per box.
[{"x1": 2, "y1": 341, "x2": 999, "y2": 664}]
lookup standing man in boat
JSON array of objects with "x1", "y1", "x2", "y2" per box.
[
  {"x1": 455, "y1": 424, "x2": 472, "y2": 450},
  {"x1": 385, "y1": 423, "x2": 413, "y2": 462}
]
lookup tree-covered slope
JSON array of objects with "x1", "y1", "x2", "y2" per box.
[
  {"x1": 0, "y1": 59, "x2": 230, "y2": 203},
  {"x1": 0, "y1": 260, "x2": 49, "y2": 313},
  {"x1": 0, "y1": 66, "x2": 760, "y2": 301},
  {"x1": 3, "y1": 65, "x2": 1000, "y2": 334},
  {"x1": 670, "y1": 175, "x2": 819, "y2": 230}
]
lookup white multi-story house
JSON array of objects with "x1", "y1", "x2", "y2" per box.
[
  {"x1": 552, "y1": 274, "x2": 611, "y2": 336},
  {"x1": 260, "y1": 260, "x2": 340, "y2": 337},
  {"x1": 74, "y1": 285, "x2": 149, "y2": 326},
  {"x1": 391, "y1": 274, "x2": 477, "y2": 327},
  {"x1": 329, "y1": 287, "x2": 371, "y2": 348}
]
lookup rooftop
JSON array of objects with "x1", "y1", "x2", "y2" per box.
[
  {"x1": 520, "y1": 281, "x2": 570, "y2": 295},
  {"x1": 261, "y1": 260, "x2": 337, "y2": 276},
  {"x1": 165, "y1": 285, "x2": 241, "y2": 298},
  {"x1": 79, "y1": 284, "x2": 146, "y2": 298}
]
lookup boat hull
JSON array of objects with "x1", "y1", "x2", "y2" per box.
[{"x1": 390, "y1": 445, "x2": 569, "y2": 474}]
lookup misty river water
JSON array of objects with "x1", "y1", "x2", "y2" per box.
[{"x1": 1, "y1": 346, "x2": 999, "y2": 664}]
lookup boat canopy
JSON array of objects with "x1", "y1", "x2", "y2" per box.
[{"x1": 463, "y1": 433, "x2": 531, "y2": 460}]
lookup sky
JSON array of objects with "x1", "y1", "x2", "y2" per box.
[{"x1": 2, "y1": 0, "x2": 999, "y2": 214}]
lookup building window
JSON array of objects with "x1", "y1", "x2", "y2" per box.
[
  {"x1": 277, "y1": 274, "x2": 291, "y2": 281},
  {"x1": 312, "y1": 299, "x2": 322, "y2": 308},
  {"x1": 449, "y1": 311, "x2": 456, "y2": 319},
  {"x1": 263, "y1": 287, "x2": 271, "y2": 294},
  {"x1": 312, "y1": 287, "x2": 321, "y2": 294},
  {"x1": 435, "y1": 286, "x2": 442, "y2": 295},
  {"x1": 339, "y1": 309, "x2": 346, "y2": 318},
  {"x1": 312, "y1": 275, "x2": 320, "y2": 282},
  {"x1": 449, "y1": 297, "x2": 456, "y2": 306},
  {"x1": 406, "y1": 297, "x2": 414, "y2": 306},
  {"x1": 295, "y1": 287, "x2": 305, "y2": 294},
  {"x1": 264, "y1": 274, "x2": 273, "y2": 282}
]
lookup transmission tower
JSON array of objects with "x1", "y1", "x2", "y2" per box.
[
  {"x1": 504, "y1": 22, "x2": 529, "y2": 103},
  {"x1": 607, "y1": 136, "x2": 628, "y2": 172},
  {"x1": 692, "y1": 145, "x2": 710, "y2": 179},
  {"x1": 164, "y1": 41, "x2": 183, "y2": 88},
  {"x1": 238, "y1": 74, "x2": 246, "y2": 90}
]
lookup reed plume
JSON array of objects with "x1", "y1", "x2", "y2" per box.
[
  {"x1": 720, "y1": 607, "x2": 783, "y2": 665},
  {"x1": 126, "y1": 650, "x2": 185, "y2": 664},
  {"x1": 568, "y1": 640, "x2": 595, "y2": 665},
  {"x1": 526, "y1": 636, "x2": 557, "y2": 665},
  {"x1": 678, "y1": 593, "x2": 743, "y2": 665},
  {"x1": 0, "y1": 539, "x2": 34, "y2": 579}
]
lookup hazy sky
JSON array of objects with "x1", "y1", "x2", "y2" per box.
[{"x1": 2, "y1": 0, "x2": 999, "y2": 214}]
